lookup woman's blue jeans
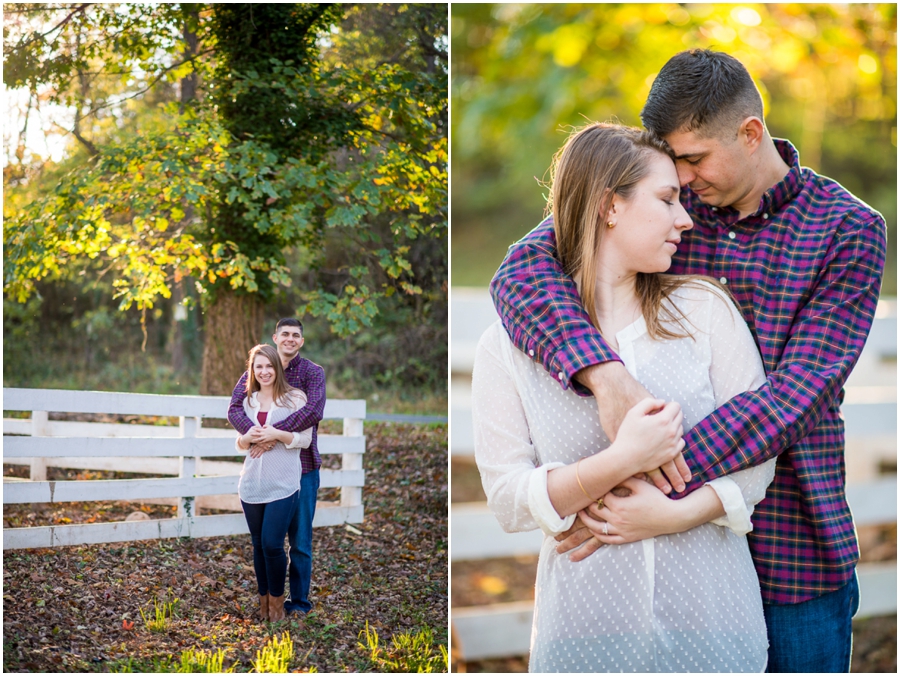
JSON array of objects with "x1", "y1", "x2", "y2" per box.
[
  {"x1": 764, "y1": 572, "x2": 860, "y2": 673},
  {"x1": 241, "y1": 491, "x2": 299, "y2": 598}
]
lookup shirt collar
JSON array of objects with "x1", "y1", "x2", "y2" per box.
[
  {"x1": 762, "y1": 138, "x2": 804, "y2": 217},
  {"x1": 247, "y1": 391, "x2": 261, "y2": 411},
  {"x1": 285, "y1": 354, "x2": 303, "y2": 371}
]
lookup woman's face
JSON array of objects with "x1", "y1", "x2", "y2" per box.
[
  {"x1": 605, "y1": 152, "x2": 693, "y2": 274},
  {"x1": 253, "y1": 354, "x2": 276, "y2": 388}
]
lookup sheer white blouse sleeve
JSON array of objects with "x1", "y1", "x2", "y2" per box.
[{"x1": 471, "y1": 323, "x2": 576, "y2": 535}]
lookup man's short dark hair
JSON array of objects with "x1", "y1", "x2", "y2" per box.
[
  {"x1": 640, "y1": 49, "x2": 764, "y2": 140},
  {"x1": 275, "y1": 317, "x2": 303, "y2": 334}
]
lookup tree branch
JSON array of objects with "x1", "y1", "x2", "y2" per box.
[{"x1": 12, "y1": 3, "x2": 92, "y2": 51}]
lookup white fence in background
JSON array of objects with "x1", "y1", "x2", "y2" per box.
[
  {"x1": 450, "y1": 289, "x2": 898, "y2": 663},
  {"x1": 2, "y1": 388, "x2": 365, "y2": 550}
]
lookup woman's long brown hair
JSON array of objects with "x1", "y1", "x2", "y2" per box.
[
  {"x1": 247, "y1": 344, "x2": 296, "y2": 408},
  {"x1": 547, "y1": 122, "x2": 730, "y2": 340}
]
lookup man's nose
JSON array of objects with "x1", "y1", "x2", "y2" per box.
[{"x1": 676, "y1": 163, "x2": 694, "y2": 187}]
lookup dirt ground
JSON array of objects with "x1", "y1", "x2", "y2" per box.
[{"x1": 451, "y1": 458, "x2": 898, "y2": 673}]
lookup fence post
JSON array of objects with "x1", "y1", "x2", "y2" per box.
[
  {"x1": 29, "y1": 411, "x2": 50, "y2": 481},
  {"x1": 341, "y1": 417, "x2": 363, "y2": 510},
  {"x1": 179, "y1": 416, "x2": 200, "y2": 519}
]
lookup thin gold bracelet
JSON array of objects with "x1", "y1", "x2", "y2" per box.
[{"x1": 575, "y1": 457, "x2": 593, "y2": 501}]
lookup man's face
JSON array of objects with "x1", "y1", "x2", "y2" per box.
[
  {"x1": 663, "y1": 127, "x2": 754, "y2": 210},
  {"x1": 273, "y1": 325, "x2": 304, "y2": 360}
]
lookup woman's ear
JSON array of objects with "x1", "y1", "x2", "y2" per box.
[{"x1": 605, "y1": 194, "x2": 623, "y2": 226}]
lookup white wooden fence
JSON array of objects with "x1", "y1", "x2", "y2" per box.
[
  {"x1": 450, "y1": 289, "x2": 898, "y2": 663},
  {"x1": 2, "y1": 388, "x2": 365, "y2": 550}
]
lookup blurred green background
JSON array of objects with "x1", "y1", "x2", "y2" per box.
[{"x1": 451, "y1": 3, "x2": 897, "y2": 294}]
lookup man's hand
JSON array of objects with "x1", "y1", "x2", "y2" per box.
[
  {"x1": 248, "y1": 440, "x2": 275, "y2": 458},
  {"x1": 576, "y1": 362, "x2": 691, "y2": 493},
  {"x1": 553, "y1": 515, "x2": 604, "y2": 562}
]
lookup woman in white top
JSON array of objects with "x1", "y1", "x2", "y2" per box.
[
  {"x1": 236, "y1": 344, "x2": 312, "y2": 622},
  {"x1": 472, "y1": 123, "x2": 775, "y2": 672}
]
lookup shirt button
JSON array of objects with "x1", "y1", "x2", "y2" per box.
[
  {"x1": 528, "y1": 349, "x2": 535, "y2": 357},
  {"x1": 711, "y1": 207, "x2": 718, "y2": 211},
  {"x1": 763, "y1": 213, "x2": 769, "y2": 219},
  {"x1": 719, "y1": 277, "x2": 728, "y2": 285},
  {"x1": 558, "y1": 372, "x2": 564, "y2": 381},
  {"x1": 728, "y1": 232, "x2": 736, "y2": 240}
]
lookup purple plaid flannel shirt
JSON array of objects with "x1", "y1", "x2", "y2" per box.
[
  {"x1": 490, "y1": 140, "x2": 886, "y2": 605},
  {"x1": 227, "y1": 355, "x2": 326, "y2": 473}
]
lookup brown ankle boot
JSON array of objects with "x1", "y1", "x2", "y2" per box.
[
  {"x1": 259, "y1": 594, "x2": 269, "y2": 621},
  {"x1": 268, "y1": 594, "x2": 285, "y2": 622}
]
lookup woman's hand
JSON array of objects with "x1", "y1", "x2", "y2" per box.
[
  {"x1": 611, "y1": 398, "x2": 685, "y2": 474},
  {"x1": 239, "y1": 426, "x2": 264, "y2": 450},
  {"x1": 580, "y1": 476, "x2": 686, "y2": 544},
  {"x1": 255, "y1": 425, "x2": 293, "y2": 445}
]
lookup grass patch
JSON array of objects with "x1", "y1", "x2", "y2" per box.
[
  {"x1": 251, "y1": 632, "x2": 293, "y2": 673},
  {"x1": 359, "y1": 622, "x2": 447, "y2": 673},
  {"x1": 139, "y1": 598, "x2": 179, "y2": 633}
]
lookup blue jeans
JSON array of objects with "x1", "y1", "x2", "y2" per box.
[
  {"x1": 284, "y1": 469, "x2": 319, "y2": 615},
  {"x1": 241, "y1": 491, "x2": 299, "y2": 598},
  {"x1": 764, "y1": 573, "x2": 860, "y2": 673}
]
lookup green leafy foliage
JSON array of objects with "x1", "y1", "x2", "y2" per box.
[
  {"x1": 451, "y1": 4, "x2": 896, "y2": 288},
  {"x1": 4, "y1": 3, "x2": 447, "y2": 340}
]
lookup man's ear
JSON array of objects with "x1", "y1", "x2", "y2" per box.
[
  {"x1": 298, "y1": 335, "x2": 305, "y2": 349},
  {"x1": 739, "y1": 117, "x2": 765, "y2": 154}
]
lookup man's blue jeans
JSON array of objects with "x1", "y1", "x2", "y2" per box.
[
  {"x1": 764, "y1": 573, "x2": 859, "y2": 673},
  {"x1": 240, "y1": 491, "x2": 299, "y2": 598},
  {"x1": 285, "y1": 469, "x2": 319, "y2": 615}
]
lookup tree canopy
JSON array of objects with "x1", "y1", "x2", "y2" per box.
[{"x1": 5, "y1": 3, "x2": 448, "y2": 394}]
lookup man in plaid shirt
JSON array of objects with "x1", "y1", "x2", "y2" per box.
[
  {"x1": 228, "y1": 318, "x2": 326, "y2": 617},
  {"x1": 490, "y1": 50, "x2": 885, "y2": 672}
]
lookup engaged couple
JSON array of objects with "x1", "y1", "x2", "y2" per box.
[
  {"x1": 472, "y1": 49, "x2": 885, "y2": 672},
  {"x1": 227, "y1": 319, "x2": 326, "y2": 623}
]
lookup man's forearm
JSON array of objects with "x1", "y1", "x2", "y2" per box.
[
  {"x1": 273, "y1": 370, "x2": 326, "y2": 432},
  {"x1": 490, "y1": 218, "x2": 621, "y2": 395},
  {"x1": 575, "y1": 361, "x2": 650, "y2": 440},
  {"x1": 227, "y1": 375, "x2": 255, "y2": 435}
]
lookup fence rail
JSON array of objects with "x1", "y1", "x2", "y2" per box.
[{"x1": 2, "y1": 388, "x2": 366, "y2": 550}]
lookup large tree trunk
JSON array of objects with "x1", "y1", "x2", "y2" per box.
[{"x1": 200, "y1": 289, "x2": 265, "y2": 395}]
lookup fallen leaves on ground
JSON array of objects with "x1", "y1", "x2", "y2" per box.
[{"x1": 3, "y1": 423, "x2": 448, "y2": 673}]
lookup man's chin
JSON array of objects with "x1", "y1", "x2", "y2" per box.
[{"x1": 693, "y1": 187, "x2": 721, "y2": 205}]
